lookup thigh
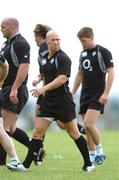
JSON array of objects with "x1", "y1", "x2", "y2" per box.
[
  {"x1": 56, "y1": 120, "x2": 65, "y2": 129},
  {"x1": 1, "y1": 85, "x2": 28, "y2": 114},
  {"x1": 62, "y1": 119, "x2": 80, "y2": 140},
  {"x1": 84, "y1": 109, "x2": 100, "y2": 125},
  {"x1": 2, "y1": 109, "x2": 18, "y2": 132},
  {"x1": 80, "y1": 90, "x2": 105, "y2": 114},
  {"x1": 35, "y1": 104, "x2": 40, "y2": 116},
  {"x1": 63, "y1": 119, "x2": 77, "y2": 130}
]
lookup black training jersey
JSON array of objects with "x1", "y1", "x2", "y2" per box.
[
  {"x1": 39, "y1": 49, "x2": 71, "y2": 96},
  {"x1": 38, "y1": 42, "x2": 48, "y2": 61},
  {"x1": 38, "y1": 42, "x2": 48, "y2": 72},
  {"x1": 0, "y1": 54, "x2": 5, "y2": 65},
  {"x1": 0, "y1": 33, "x2": 30, "y2": 87},
  {"x1": 79, "y1": 45, "x2": 114, "y2": 90}
]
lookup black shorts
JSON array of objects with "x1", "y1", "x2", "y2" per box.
[
  {"x1": 79, "y1": 88, "x2": 104, "y2": 114},
  {"x1": 36, "y1": 95, "x2": 43, "y2": 106},
  {"x1": 37, "y1": 92, "x2": 76, "y2": 122},
  {"x1": 1, "y1": 85, "x2": 28, "y2": 114}
]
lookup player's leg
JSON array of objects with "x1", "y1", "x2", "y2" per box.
[
  {"x1": 84, "y1": 109, "x2": 105, "y2": 164},
  {"x1": 56, "y1": 120, "x2": 86, "y2": 134},
  {"x1": 0, "y1": 118, "x2": 22, "y2": 169},
  {"x1": 63, "y1": 119, "x2": 95, "y2": 172}
]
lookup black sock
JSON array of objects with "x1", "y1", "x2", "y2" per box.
[
  {"x1": 0, "y1": 131, "x2": 11, "y2": 165},
  {"x1": 23, "y1": 139, "x2": 43, "y2": 168},
  {"x1": 12, "y1": 127, "x2": 30, "y2": 148},
  {"x1": 42, "y1": 135, "x2": 45, "y2": 143},
  {"x1": 74, "y1": 135, "x2": 92, "y2": 167},
  {"x1": 77, "y1": 124, "x2": 86, "y2": 135}
]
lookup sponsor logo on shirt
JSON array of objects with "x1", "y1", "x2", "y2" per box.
[
  {"x1": 50, "y1": 58, "x2": 55, "y2": 64},
  {"x1": 24, "y1": 55, "x2": 28, "y2": 58},
  {"x1": 92, "y1": 51, "x2": 96, "y2": 56},
  {"x1": 41, "y1": 59, "x2": 47, "y2": 65},
  {"x1": 81, "y1": 52, "x2": 87, "y2": 57}
]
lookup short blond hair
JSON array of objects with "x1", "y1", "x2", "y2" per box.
[{"x1": 77, "y1": 27, "x2": 94, "y2": 39}]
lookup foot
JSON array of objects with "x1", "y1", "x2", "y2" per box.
[
  {"x1": 82, "y1": 164, "x2": 95, "y2": 172},
  {"x1": 7, "y1": 160, "x2": 28, "y2": 172},
  {"x1": 94, "y1": 154, "x2": 106, "y2": 165},
  {"x1": 34, "y1": 148, "x2": 46, "y2": 166}
]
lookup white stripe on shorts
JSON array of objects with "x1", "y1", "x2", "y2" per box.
[{"x1": 44, "y1": 117, "x2": 55, "y2": 122}]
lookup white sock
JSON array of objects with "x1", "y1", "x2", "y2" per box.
[
  {"x1": 89, "y1": 150, "x2": 96, "y2": 162},
  {"x1": 95, "y1": 143, "x2": 104, "y2": 155}
]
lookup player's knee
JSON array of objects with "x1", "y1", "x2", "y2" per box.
[
  {"x1": 67, "y1": 129, "x2": 80, "y2": 140},
  {"x1": 84, "y1": 121, "x2": 92, "y2": 130}
]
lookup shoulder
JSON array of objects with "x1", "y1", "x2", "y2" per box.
[
  {"x1": 39, "y1": 42, "x2": 48, "y2": 57},
  {"x1": 13, "y1": 34, "x2": 30, "y2": 49},
  {"x1": 58, "y1": 50, "x2": 71, "y2": 62},
  {"x1": 98, "y1": 45, "x2": 112, "y2": 56}
]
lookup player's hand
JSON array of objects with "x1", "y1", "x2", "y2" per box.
[
  {"x1": 98, "y1": 94, "x2": 108, "y2": 104},
  {"x1": 30, "y1": 87, "x2": 45, "y2": 97},
  {"x1": 10, "y1": 89, "x2": 19, "y2": 104},
  {"x1": 32, "y1": 80, "x2": 38, "y2": 87}
]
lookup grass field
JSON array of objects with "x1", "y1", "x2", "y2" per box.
[{"x1": 0, "y1": 130, "x2": 119, "y2": 180}]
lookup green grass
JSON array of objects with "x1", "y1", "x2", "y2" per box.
[{"x1": 0, "y1": 130, "x2": 119, "y2": 180}]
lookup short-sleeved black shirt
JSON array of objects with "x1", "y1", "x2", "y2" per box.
[
  {"x1": 79, "y1": 45, "x2": 114, "y2": 91},
  {"x1": 37, "y1": 42, "x2": 48, "y2": 73},
  {"x1": 39, "y1": 49, "x2": 71, "y2": 96},
  {"x1": 0, "y1": 54, "x2": 5, "y2": 65},
  {"x1": 1, "y1": 33, "x2": 30, "y2": 87}
]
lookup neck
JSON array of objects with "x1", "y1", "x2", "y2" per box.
[
  {"x1": 91, "y1": 43, "x2": 96, "y2": 49},
  {"x1": 8, "y1": 31, "x2": 19, "y2": 41},
  {"x1": 39, "y1": 39, "x2": 45, "y2": 46},
  {"x1": 48, "y1": 51, "x2": 56, "y2": 58}
]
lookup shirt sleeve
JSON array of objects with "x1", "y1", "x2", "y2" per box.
[
  {"x1": 13, "y1": 39, "x2": 30, "y2": 64},
  {"x1": 57, "y1": 53, "x2": 71, "y2": 77},
  {"x1": 101, "y1": 47, "x2": 114, "y2": 68},
  {"x1": 78, "y1": 52, "x2": 83, "y2": 70}
]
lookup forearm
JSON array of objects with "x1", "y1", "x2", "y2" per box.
[
  {"x1": 44, "y1": 75, "x2": 67, "y2": 92},
  {"x1": 104, "y1": 68, "x2": 114, "y2": 95},
  {"x1": 72, "y1": 71, "x2": 83, "y2": 95},
  {"x1": 12, "y1": 63, "x2": 29, "y2": 90},
  {"x1": 36, "y1": 74, "x2": 43, "y2": 83}
]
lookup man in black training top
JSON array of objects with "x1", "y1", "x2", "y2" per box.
[
  {"x1": 32, "y1": 24, "x2": 86, "y2": 165},
  {"x1": 72, "y1": 27, "x2": 114, "y2": 164},
  {"x1": 7, "y1": 30, "x2": 95, "y2": 172},
  {"x1": 0, "y1": 17, "x2": 30, "y2": 166}
]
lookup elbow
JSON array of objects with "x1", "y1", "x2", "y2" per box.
[
  {"x1": 60, "y1": 75, "x2": 68, "y2": 84},
  {"x1": 107, "y1": 67, "x2": 115, "y2": 79},
  {"x1": 19, "y1": 63, "x2": 29, "y2": 72}
]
